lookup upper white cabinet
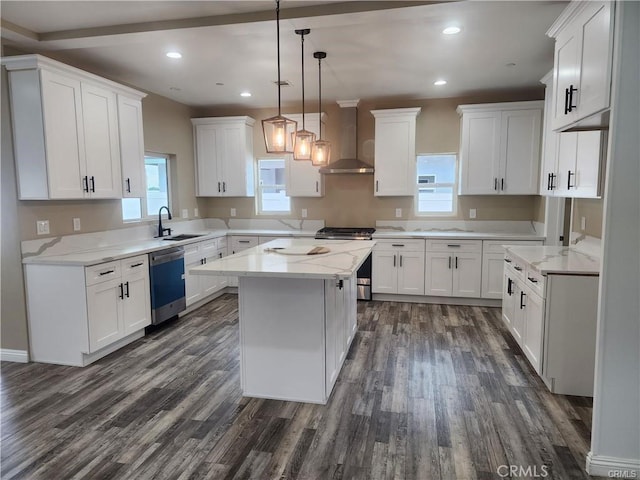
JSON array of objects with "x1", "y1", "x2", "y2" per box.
[
  {"x1": 285, "y1": 113, "x2": 326, "y2": 197},
  {"x1": 3, "y1": 55, "x2": 146, "y2": 200},
  {"x1": 118, "y1": 95, "x2": 146, "y2": 198},
  {"x1": 192, "y1": 116, "x2": 255, "y2": 197},
  {"x1": 548, "y1": 1, "x2": 615, "y2": 131},
  {"x1": 457, "y1": 101, "x2": 543, "y2": 195},
  {"x1": 371, "y1": 107, "x2": 421, "y2": 196}
]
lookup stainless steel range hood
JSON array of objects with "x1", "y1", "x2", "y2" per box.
[{"x1": 319, "y1": 100, "x2": 374, "y2": 174}]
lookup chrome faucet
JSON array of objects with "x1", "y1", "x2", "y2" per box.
[{"x1": 157, "y1": 206, "x2": 173, "y2": 237}]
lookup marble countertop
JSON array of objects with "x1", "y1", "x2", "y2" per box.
[
  {"x1": 373, "y1": 230, "x2": 545, "y2": 240},
  {"x1": 22, "y1": 229, "x2": 318, "y2": 266},
  {"x1": 191, "y1": 238, "x2": 376, "y2": 280},
  {"x1": 504, "y1": 246, "x2": 600, "y2": 275}
]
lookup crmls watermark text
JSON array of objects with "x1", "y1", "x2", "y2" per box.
[
  {"x1": 608, "y1": 470, "x2": 638, "y2": 478},
  {"x1": 497, "y1": 465, "x2": 550, "y2": 478}
]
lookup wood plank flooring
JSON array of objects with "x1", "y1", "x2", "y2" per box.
[{"x1": 1, "y1": 295, "x2": 597, "y2": 479}]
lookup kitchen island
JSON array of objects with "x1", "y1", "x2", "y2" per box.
[{"x1": 191, "y1": 238, "x2": 375, "y2": 404}]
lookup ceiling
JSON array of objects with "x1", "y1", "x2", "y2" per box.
[{"x1": 1, "y1": 1, "x2": 567, "y2": 109}]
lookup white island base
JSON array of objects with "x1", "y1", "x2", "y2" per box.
[{"x1": 238, "y1": 275, "x2": 357, "y2": 404}]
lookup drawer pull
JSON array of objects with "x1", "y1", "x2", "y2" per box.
[
  {"x1": 99, "y1": 269, "x2": 115, "y2": 276},
  {"x1": 504, "y1": 258, "x2": 512, "y2": 263},
  {"x1": 514, "y1": 266, "x2": 522, "y2": 272},
  {"x1": 447, "y1": 244, "x2": 461, "y2": 248},
  {"x1": 527, "y1": 277, "x2": 538, "y2": 284},
  {"x1": 391, "y1": 244, "x2": 405, "y2": 247},
  {"x1": 238, "y1": 240, "x2": 251, "y2": 244},
  {"x1": 130, "y1": 262, "x2": 144, "y2": 268}
]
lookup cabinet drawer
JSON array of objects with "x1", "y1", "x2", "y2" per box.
[
  {"x1": 86, "y1": 261, "x2": 121, "y2": 286},
  {"x1": 504, "y1": 254, "x2": 526, "y2": 282},
  {"x1": 121, "y1": 255, "x2": 148, "y2": 277},
  {"x1": 231, "y1": 236, "x2": 259, "y2": 252},
  {"x1": 216, "y1": 236, "x2": 228, "y2": 249},
  {"x1": 373, "y1": 239, "x2": 425, "y2": 252},
  {"x1": 426, "y1": 239, "x2": 482, "y2": 253},
  {"x1": 483, "y1": 240, "x2": 543, "y2": 254},
  {"x1": 524, "y1": 268, "x2": 545, "y2": 297}
]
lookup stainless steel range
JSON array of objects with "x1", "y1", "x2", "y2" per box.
[{"x1": 315, "y1": 227, "x2": 375, "y2": 300}]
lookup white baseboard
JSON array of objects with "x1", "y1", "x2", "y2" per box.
[
  {"x1": 586, "y1": 452, "x2": 640, "y2": 477},
  {"x1": 0, "y1": 349, "x2": 29, "y2": 363}
]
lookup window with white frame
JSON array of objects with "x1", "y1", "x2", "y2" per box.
[
  {"x1": 416, "y1": 154, "x2": 457, "y2": 215},
  {"x1": 121, "y1": 154, "x2": 171, "y2": 221},
  {"x1": 257, "y1": 158, "x2": 290, "y2": 214}
]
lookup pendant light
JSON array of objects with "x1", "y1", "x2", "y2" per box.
[
  {"x1": 292, "y1": 28, "x2": 315, "y2": 161},
  {"x1": 262, "y1": 0, "x2": 297, "y2": 154},
  {"x1": 311, "y1": 51, "x2": 331, "y2": 166}
]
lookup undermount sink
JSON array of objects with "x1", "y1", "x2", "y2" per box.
[{"x1": 162, "y1": 234, "x2": 205, "y2": 241}]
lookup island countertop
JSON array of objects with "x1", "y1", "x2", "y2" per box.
[{"x1": 190, "y1": 238, "x2": 376, "y2": 280}]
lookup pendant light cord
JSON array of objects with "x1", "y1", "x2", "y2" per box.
[
  {"x1": 317, "y1": 55, "x2": 322, "y2": 140},
  {"x1": 276, "y1": 0, "x2": 281, "y2": 115},
  {"x1": 301, "y1": 33, "x2": 305, "y2": 129}
]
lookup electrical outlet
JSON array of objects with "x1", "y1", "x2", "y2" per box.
[
  {"x1": 36, "y1": 220, "x2": 50, "y2": 235},
  {"x1": 73, "y1": 218, "x2": 81, "y2": 231},
  {"x1": 301, "y1": 209, "x2": 308, "y2": 218},
  {"x1": 395, "y1": 208, "x2": 402, "y2": 218},
  {"x1": 194, "y1": 208, "x2": 199, "y2": 217},
  {"x1": 182, "y1": 209, "x2": 189, "y2": 219},
  {"x1": 230, "y1": 208, "x2": 237, "y2": 217},
  {"x1": 469, "y1": 208, "x2": 477, "y2": 219},
  {"x1": 581, "y1": 216, "x2": 586, "y2": 230}
]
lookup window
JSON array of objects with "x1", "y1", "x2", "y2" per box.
[
  {"x1": 257, "y1": 158, "x2": 290, "y2": 214},
  {"x1": 416, "y1": 154, "x2": 457, "y2": 215},
  {"x1": 121, "y1": 154, "x2": 171, "y2": 221}
]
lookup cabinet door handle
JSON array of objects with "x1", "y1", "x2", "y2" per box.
[
  {"x1": 448, "y1": 256, "x2": 452, "y2": 269},
  {"x1": 99, "y1": 269, "x2": 115, "y2": 276},
  {"x1": 564, "y1": 87, "x2": 571, "y2": 114},
  {"x1": 126, "y1": 178, "x2": 131, "y2": 193},
  {"x1": 90, "y1": 176, "x2": 95, "y2": 193},
  {"x1": 494, "y1": 178, "x2": 498, "y2": 191},
  {"x1": 223, "y1": 182, "x2": 226, "y2": 193},
  {"x1": 507, "y1": 278, "x2": 512, "y2": 295},
  {"x1": 550, "y1": 173, "x2": 556, "y2": 190},
  {"x1": 219, "y1": 252, "x2": 223, "y2": 258},
  {"x1": 315, "y1": 181, "x2": 319, "y2": 193},
  {"x1": 124, "y1": 281, "x2": 130, "y2": 298},
  {"x1": 218, "y1": 182, "x2": 221, "y2": 193},
  {"x1": 567, "y1": 170, "x2": 575, "y2": 189},
  {"x1": 455, "y1": 256, "x2": 458, "y2": 269},
  {"x1": 547, "y1": 173, "x2": 552, "y2": 191},
  {"x1": 501, "y1": 178, "x2": 504, "y2": 191},
  {"x1": 200, "y1": 258, "x2": 204, "y2": 265},
  {"x1": 399, "y1": 255, "x2": 403, "y2": 267},
  {"x1": 520, "y1": 291, "x2": 526, "y2": 309},
  {"x1": 527, "y1": 276, "x2": 538, "y2": 284},
  {"x1": 337, "y1": 279, "x2": 344, "y2": 290},
  {"x1": 83, "y1": 176, "x2": 89, "y2": 193},
  {"x1": 376, "y1": 180, "x2": 379, "y2": 192},
  {"x1": 119, "y1": 283, "x2": 124, "y2": 299},
  {"x1": 130, "y1": 262, "x2": 143, "y2": 268},
  {"x1": 393, "y1": 254, "x2": 396, "y2": 267},
  {"x1": 567, "y1": 84, "x2": 578, "y2": 113}
]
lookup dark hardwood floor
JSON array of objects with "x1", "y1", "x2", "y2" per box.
[{"x1": 1, "y1": 295, "x2": 597, "y2": 479}]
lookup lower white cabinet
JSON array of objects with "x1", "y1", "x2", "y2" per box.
[
  {"x1": 424, "y1": 240, "x2": 482, "y2": 297},
  {"x1": 184, "y1": 237, "x2": 228, "y2": 306},
  {"x1": 25, "y1": 254, "x2": 151, "y2": 366},
  {"x1": 372, "y1": 239, "x2": 425, "y2": 295},
  {"x1": 481, "y1": 240, "x2": 544, "y2": 299}
]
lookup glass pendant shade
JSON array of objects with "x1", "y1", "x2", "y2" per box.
[
  {"x1": 311, "y1": 139, "x2": 331, "y2": 166},
  {"x1": 262, "y1": 115, "x2": 297, "y2": 153},
  {"x1": 293, "y1": 129, "x2": 316, "y2": 161}
]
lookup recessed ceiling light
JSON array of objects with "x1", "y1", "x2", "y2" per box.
[
  {"x1": 166, "y1": 52, "x2": 182, "y2": 59},
  {"x1": 434, "y1": 80, "x2": 447, "y2": 86},
  {"x1": 240, "y1": 92, "x2": 252, "y2": 97},
  {"x1": 442, "y1": 26, "x2": 461, "y2": 35},
  {"x1": 506, "y1": 62, "x2": 517, "y2": 67},
  {"x1": 216, "y1": 82, "x2": 224, "y2": 86}
]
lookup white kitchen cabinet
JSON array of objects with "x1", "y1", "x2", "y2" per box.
[
  {"x1": 228, "y1": 236, "x2": 260, "y2": 287},
  {"x1": 548, "y1": 1, "x2": 615, "y2": 131},
  {"x1": 184, "y1": 237, "x2": 228, "y2": 306},
  {"x1": 481, "y1": 240, "x2": 544, "y2": 299},
  {"x1": 371, "y1": 108, "x2": 421, "y2": 196},
  {"x1": 192, "y1": 116, "x2": 255, "y2": 197},
  {"x1": 457, "y1": 102, "x2": 543, "y2": 195},
  {"x1": 3, "y1": 55, "x2": 145, "y2": 200},
  {"x1": 502, "y1": 269, "x2": 517, "y2": 330},
  {"x1": 372, "y1": 239, "x2": 425, "y2": 294},
  {"x1": 285, "y1": 113, "x2": 326, "y2": 197},
  {"x1": 24, "y1": 253, "x2": 151, "y2": 366},
  {"x1": 118, "y1": 95, "x2": 146, "y2": 198},
  {"x1": 521, "y1": 282, "x2": 545, "y2": 373},
  {"x1": 424, "y1": 240, "x2": 482, "y2": 297}
]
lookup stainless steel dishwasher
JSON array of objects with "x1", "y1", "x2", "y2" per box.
[{"x1": 149, "y1": 246, "x2": 186, "y2": 325}]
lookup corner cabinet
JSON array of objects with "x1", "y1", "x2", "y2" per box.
[
  {"x1": 285, "y1": 113, "x2": 326, "y2": 197},
  {"x1": 548, "y1": 1, "x2": 614, "y2": 131},
  {"x1": 371, "y1": 108, "x2": 421, "y2": 196},
  {"x1": 192, "y1": 116, "x2": 255, "y2": 197},
  {"x1": 457, "y1": 102, "x2": 543, "y2": 195},
  {"x1": 3, "y1": 54, "x2": 146, "y2": 200}
]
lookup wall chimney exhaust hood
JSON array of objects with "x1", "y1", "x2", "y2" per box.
[{"x1": 319, "y1": 100, "x2": 374, "y2": 174}]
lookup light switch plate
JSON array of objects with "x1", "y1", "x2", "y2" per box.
[
  {"x1": 469, "y1": 209, "x2": 477, "y2": 219},
  {"x1": 301, "y1": 209, "x2": 308, "y2": 218},
  {"x1": 194, "y1": 208, "x2": 199, "y2": 218},
  {"x1": 395, "y1": 208, "x2": 402, "y2": 218},
  {"x1": 581, "y1": 216, "x2": 586, "y2": 230},
  {"x1": 72, "y1": 218, "x2": 81, "y2": 231},
  {"x1": 230, "y1": 208, "x2": 237, "y2": 217},
  {"x1": 181, "y1": 209, "x2": 189, "y2": 218},
  {"x1": 36, "y1": 220, "x2": 50, "y2": 235}
]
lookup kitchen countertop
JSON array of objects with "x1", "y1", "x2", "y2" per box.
[
  {"x1": 373, "y1": 230, "x2": 545, "y2": 240},
  {"x1": 190, "y1": 238, "x2": 376, "y2": 280},
  {"x1": 504, "y1": 245, "x2": 600, "y2": 275}
]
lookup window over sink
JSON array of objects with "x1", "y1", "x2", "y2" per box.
[
  {"x1": 122, "y1": 153, "x2": 172, "y2": 221},
  {"x1": 256, "y1": 158, "x2": 290, "y2": 214},
  {"x1": 415, "y1": 153, "x2": 457, "y2": 215}
]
